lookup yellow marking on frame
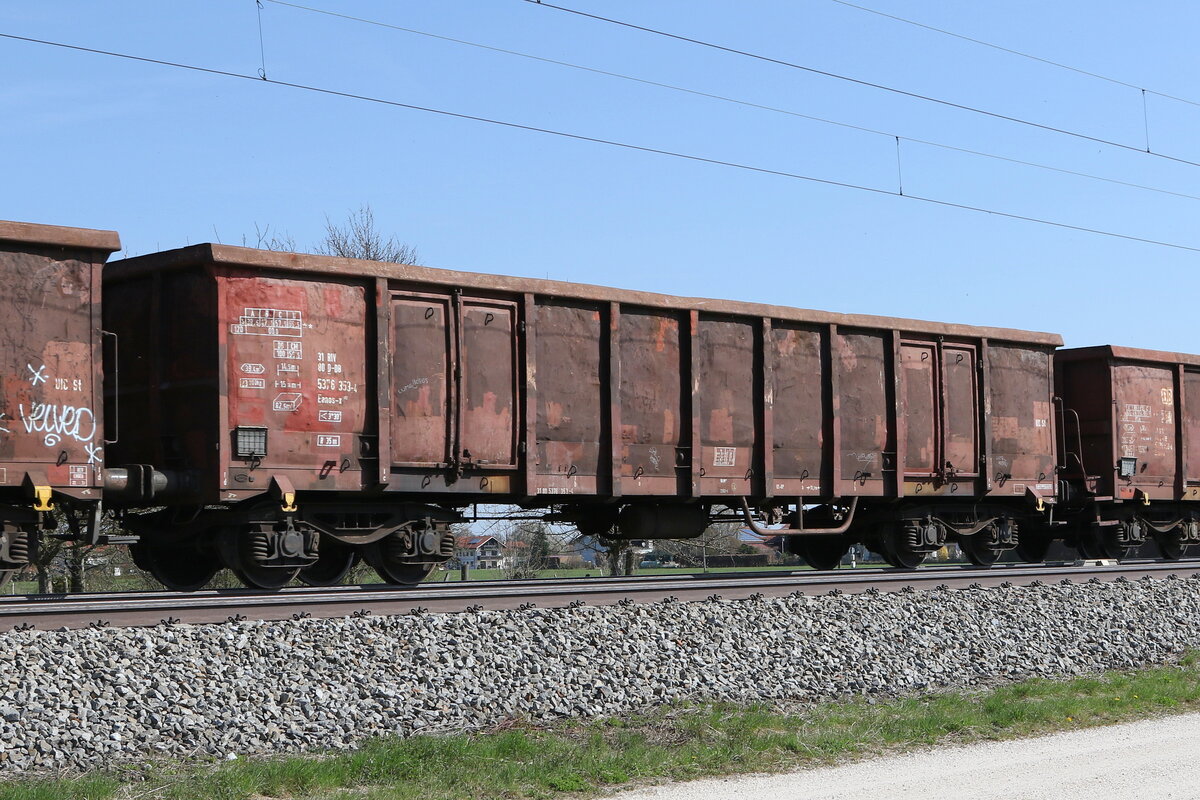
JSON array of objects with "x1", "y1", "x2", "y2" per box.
[{"x1": 33, "y1": 485, "x2": 53, "y2": 512}]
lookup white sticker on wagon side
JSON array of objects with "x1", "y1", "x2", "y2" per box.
[
  {"x1": 231, "y1": 308, "x2": 303, "y2": 337},
  {"x1": 713, "y1": 447, "x2": 737, "y2": 468},
  {"x1": 69, "y1": 465, "x2": 88, "y2": 486},
  {"x1": 272, "y1": 393, "x2": 302, "y2": 412},
  {"x1": 316, "y1": 434, "x2": 341, "y2": 448}
]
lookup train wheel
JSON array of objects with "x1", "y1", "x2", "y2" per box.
[
  {"x1": 876, "y1": 525, "x2": 926, "y2": 569},
  {"x1": 366, "y1": 552, "x2": 434, "y2": 585},
  {"x1": 1015, "y1": 532, "x2": 1052, "y2": 563},
  {"x1": 960, "y1": 535, "x2": 1002, "y2": 567},
  {"x1": 1075, "y1": 530, "x2": 1105, "y2": 560},
  {"x1": 364, "y1": 535, "x2": 434, "y2": 585},
  {"x1": 219, "y1": 527, "x2": 301, "y2": 590},
  {"x1": 1156, "y1": 536, "x2": 1189, "y2": 561},
  {"x1": 0, "y1": 524, "x2": 36, "y2": 590},
  {"x1": 1079, "y1": 526, "x2": 1140, "y2": 561},
  {"x1": 796, "y1": 537, "x2": 848, "y2": 570},
  {"x1": 131, "y1": 538, "x2": 220, "y2": 592},
  {"x1": 299, "y1": 538, "x2": 359, "y2": 586}
]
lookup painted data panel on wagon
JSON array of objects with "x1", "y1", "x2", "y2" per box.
[{"x1": 224, "y1": 274, "x2": 367, "y2": 482}]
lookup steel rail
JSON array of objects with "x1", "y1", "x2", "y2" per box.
[{"x1": 2, "y1": 561, "x2": 1197, "y2": 631}]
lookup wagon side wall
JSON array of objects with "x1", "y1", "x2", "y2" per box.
[
  {"x1": 104, "y1": 267, "x2": 223, "y2": 501},
  {"x1": 105, "y1": 244, "x2": 1063, "y2": 510},
  {"x1": 0, "y1": 226, "x2": 118, "y2": 500},
  {"x1": 526, "y1": 296, "x2": 1059, "y2": 506},
  {"x1": 1058, "y1": 348, "x2": 1195, "y2": 503}
]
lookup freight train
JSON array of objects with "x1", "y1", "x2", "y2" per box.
[{"x1": 1, "y1": 219, "x2": 1195, "y2": 590}]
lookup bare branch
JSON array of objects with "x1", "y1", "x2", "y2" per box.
[{"x1": 313, "y1": 205, "x2": 419, "y2": 264}]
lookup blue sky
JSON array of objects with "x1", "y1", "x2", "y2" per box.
[{"x1": 3, "y1": 1, "x2": 1197, "y2": 351}]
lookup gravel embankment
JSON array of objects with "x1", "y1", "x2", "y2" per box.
[{"x1": 3, "y1": 576, "x2": 1200, "y2": 773}]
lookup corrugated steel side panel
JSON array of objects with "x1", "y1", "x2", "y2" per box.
[
  {"x1": 769, "y1": 324, "x2": 826, "y2": 496},
  {"x1": 532, "y1": 301, "x2": 604, "y2": 496},
  {"x1": 986, "y1": 344, "x2": 1055, "y2": 498}
]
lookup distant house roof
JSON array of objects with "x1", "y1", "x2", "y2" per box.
[
  {"x1": 456, "y1": 535, "x2": 501, "y2": 550},
  {"x1": 739, "y1": 530, "x2": 783, "y2": 550}
]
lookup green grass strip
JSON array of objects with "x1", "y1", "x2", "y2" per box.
[{"x1": 6, "y1": 652, "x2": 1200, "y2": 800}]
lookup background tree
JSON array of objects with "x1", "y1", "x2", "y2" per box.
[
  {"x1": 24, "y1": 512, "x2": 141, "y2": 593},
  {"x1": 239, "y1": 204, "x2": 419, "y2": 264},
  {"x1": 651, "y1": 522, "x2": 741, "y2": 568},
  {"x1": 505, "y1": 520, "x2": 556, "y2": 579},
  {"x1": 246, "y1": 222, "x2": 297, "y2": 253},
  {"x1": 314, "y1": 205, "x2": 419, "y2": 264},
  {"x1": 599, "y1": 536, "x2": 634, "y2": 576}
]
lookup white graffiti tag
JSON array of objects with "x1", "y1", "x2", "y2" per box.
[
  {"x1": 19, "y1": 402, "x2": 96, "y2": 447},
  {"x1": 26, "y1": 363, "x2": 47, "y2": 386},
  {"x1": 84, "y1": 443, "x2": 103, "y2": 465}
]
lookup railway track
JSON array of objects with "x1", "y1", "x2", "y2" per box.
[{"x1": 3, "y1": 561, "x2": 1198, "y2": 630}]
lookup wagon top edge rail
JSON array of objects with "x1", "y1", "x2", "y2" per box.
[{"x1": 106, "y1": 242, "x2": 1062, "y2": 347}]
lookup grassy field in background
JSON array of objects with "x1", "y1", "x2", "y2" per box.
[{"x1": 5, "y1": 654, "x2": 1200, "y2": 800}]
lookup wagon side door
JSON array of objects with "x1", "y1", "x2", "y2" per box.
[
  {"x1": 900, "y1": 341, "x2": 939, "y2": 479},
  {"x1": 1186, "y1": 369, "x2": 1200, "y2": 496},
  {"x1": 941, "y1": 344, "x2": 980, "y2": 479},
  {"x1": 457, "y1": 297, "x2": 518, "y2": 471},
  {"x1": 388, "y1": 291, "x2": 518, "y2": 478},
  {"x1": 389, "y1": 292, "x2": 455, "y2": 467},
  {"x1": 899, "y1": 339, "x2": 980, "y2": 484}
]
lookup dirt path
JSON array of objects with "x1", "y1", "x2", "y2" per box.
[{"x1": 615, "y1": 712, "x2": 1200, "y2": 799}]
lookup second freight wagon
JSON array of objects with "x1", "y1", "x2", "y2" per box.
[{"x1": 104, "y1": 243, "x2": 1062, "y2": 588}]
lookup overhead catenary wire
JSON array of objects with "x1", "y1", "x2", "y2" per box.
[
  {"x1": 262, "y1": 0, "x2": 1200, "y2": 204},
  {"x1": 825, "y1": 0, "x2": 1200, "y2": 109},
  {"x1": 3, "y1": 30, "x2": 1200, "y2": 256},
  {"x1": 523, "y1": 0, "x2": 1200, "y2": 171}
]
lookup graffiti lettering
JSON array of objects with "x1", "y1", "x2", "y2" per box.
[
  {"x1": 26, "y1": 363, "x2": 47, "y2": 386},
  {"x1": 397, "y1": 376, "x2": 430, "y2": 395},
  {"x1": 19, "y1": 402, "x2": 96, "y2": 447}
]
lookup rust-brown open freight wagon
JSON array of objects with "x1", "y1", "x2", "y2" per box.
[
  {"x1": 1056, "y1": 345, "x2": 1200, "y2": 559},
  {"x1": 104, "y1": 243, "x2": 1062, "y2": 587},
  {"x1": 0, "y1": 221, "x2": 120, "y2": 587}
]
